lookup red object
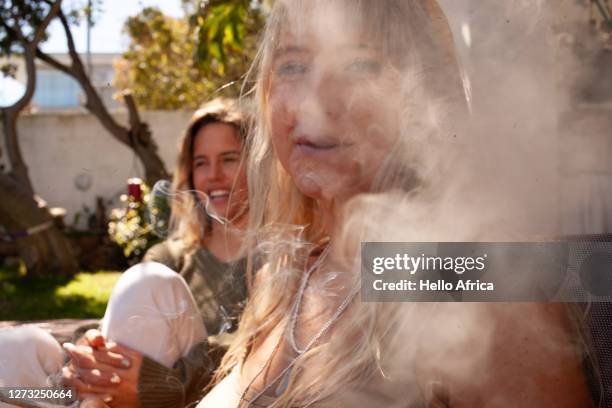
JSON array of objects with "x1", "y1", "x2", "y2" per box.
[{"x1": 127, "y1": 178, "x2": 143, "y2": 203}]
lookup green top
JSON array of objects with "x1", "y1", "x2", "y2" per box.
[
  {"x1": 136, "y1": 238, "x2": 247, "y2": 407},
  {"x1": 144, "y1": 238, "x2": 248, "y2": 335}
]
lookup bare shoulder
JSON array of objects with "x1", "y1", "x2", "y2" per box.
[{"x1": 414, "y1": 303, "x2": 592, "y2": 407}]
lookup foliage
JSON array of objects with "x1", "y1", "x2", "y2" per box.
[
  {"x1": 192, "y1": 0, "x2": 246, "y2": 75},
  {"x1": 0, "y1": 0, "x2": 101, "y2": 77},
  {"x1": 190, "y1": 0, "x2": 267, "y2": 74},
  {"x1": 107, "y1": 181, "x2": 162, "y2": 262},
  {"x1": 0, "y1": 268, "x2": 120, "y2": 320},
  {"x1": 0, "y1": 0, "x2": 44, "y2": 82},
  {"x1": 65, "y1": 0, "x2": 104, "y2": 27},
  {"x1": 2, "y1": 0, "x2": 169, "y2": 186},
  {"x1": 0, "y1": 1, "x2": 50, "y2": 55},
  {"x1": 114, "y1": 1, "x2": 266, "y2": 110},
  {"x1": 0, "y1": 1, "x2": 168, "y2": 277},
  {"x1": 113, "y1": 7, "x2": 213, "y2": 110}
]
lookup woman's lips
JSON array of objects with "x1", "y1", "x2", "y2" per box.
[
  {"x1": 207, "y1": 189, "x2": 230, "y2": 203},
  {"x1": 293, "y1": 135, "x2": 351, "y2": 156},
  {"x1": 295, "y1": 142, "x2": 339, "y2": 154}
]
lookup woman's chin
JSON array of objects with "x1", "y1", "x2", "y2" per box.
[
  {"x1": 289, "y1": 154, "x2": 372, "y2": 200},
  {"x1": 292, "y1": 171, "x2": 373, "y2": 211},
  {"x1": 209, "y1": 202, "x2": 229, "y2": 220},
  {"x1": 294, "y1": 173, "x2": 324, "y2": 199}
]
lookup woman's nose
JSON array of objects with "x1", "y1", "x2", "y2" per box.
[
  {"x1": 207, "y1": 161, "x2": 223, "y2": 181},
  {"x1": 298, "y1": 68, "x2": 345, "y2": 121}
]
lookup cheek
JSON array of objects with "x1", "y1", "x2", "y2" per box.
[
  {"x1": 225, "y1": 164, "x2": 246, "y2": 196},
  {"x1": 223, "y1": 162, "x2": 239, "y2": 179},
  {"x1": 268, "y1": 87, "x2": 295, "y2": 170},
  {"x1": 192, "y1": 168, "x2": 206, "y2": 193},
  {"x1": 347, "y1": 87, "x2": 400, "y2": 158},
  {"x1": 233, "y1": 168, "x2": 249, "y2": 198},
  {"x1": 351, "y1": 81, "x2": 398, "y2": 131}
]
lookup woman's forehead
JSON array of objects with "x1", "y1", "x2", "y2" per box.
[
  {"x1": 275, "y1": 1, "x2": 376, "y2": 51},
  {"x1": 275, "y1": 16, "x2": 377, "y2": 56}
]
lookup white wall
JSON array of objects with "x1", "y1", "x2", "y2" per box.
[{"x1": 0, "y1": 110, "x2": 193, "y2": 227}]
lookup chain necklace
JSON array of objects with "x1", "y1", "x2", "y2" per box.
[
  {"x1": 287, "y1": 245, "x2": 329, "y2": 355},
  {"x1": 239, "y1": 246, "x2": 356, "y2": 407}
]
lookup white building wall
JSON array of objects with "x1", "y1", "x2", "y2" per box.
[{"x1": 0, "y1": 110, "x2": 193, "y2": 227}]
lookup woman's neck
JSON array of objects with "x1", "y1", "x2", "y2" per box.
[
  {"x1": 203, "y1": 214, "x2": 247, "y2": 263},
  {"x1": 320, "y1": 199, "x2": 342, "y2": 240}
]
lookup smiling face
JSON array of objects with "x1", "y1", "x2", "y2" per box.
[
  {"x1": 266, "y1": 4, "x2": 402, "y2": 209},
  {"x1": 191, "y1": 122, "x2": 247, "y2": 221}
]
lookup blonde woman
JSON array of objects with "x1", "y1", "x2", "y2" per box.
[{"x1": 196, "y1": 0, "x2": 593, "y2": 407}]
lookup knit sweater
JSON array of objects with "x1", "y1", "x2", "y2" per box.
[{"x1": 137, "y1": 238, "x2": 247, "y2": 408}]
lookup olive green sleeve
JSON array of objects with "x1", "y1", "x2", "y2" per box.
[
  {"x1": 137, "y1": 341, "x2": 215, "y2": 408},
  {"x1": 143, "y1": 240, "x2": 184, "y2": 273}
]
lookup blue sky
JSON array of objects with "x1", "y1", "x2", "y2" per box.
[{"x1": 42, "y1": 0, "x2": 185, "y2": 53}]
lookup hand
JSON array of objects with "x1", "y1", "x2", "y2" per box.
[
  {"x1": 76, "y1": 328, "x2": 106, "y2": 348},
  {"x1": 81, "y1": 396, "x2": 111, "y2": 408},
  {"x1": 62, "y1": 329, "x2": 143, "y2": 407}
]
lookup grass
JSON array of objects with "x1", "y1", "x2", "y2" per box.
[{"x1": 0, "y1": 267, "x2": 121, "y2": 321}]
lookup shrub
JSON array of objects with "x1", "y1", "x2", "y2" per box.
[{"x1": 107, "y1": 179, "x2": 169, "y2": 262}]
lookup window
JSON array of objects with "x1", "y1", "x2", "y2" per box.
[{"x1": 33, "y1": 70, "x2": 81, "y2": 109}]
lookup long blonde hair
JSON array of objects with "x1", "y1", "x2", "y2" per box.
[
  {"x1": 217, "y1": 0, "x2": 466, "y2": 405},
  {"x1": 169, "y1": 98, "x2": 250, "y2": 248}
]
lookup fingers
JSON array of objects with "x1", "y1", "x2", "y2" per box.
[
  {"x1": 76, "y1": 367, "x2": 121, "y2": 387},
  {"x1": 63, "y1": 343, "x2": 131, "y2": 369},
  {"x1": 85, "y1": 329, "x2": 106, "y2": 348},
  {"x1": 81, "y1": 396, "x2": 112, "y2": 408},
  {"x1": 76, "y1": 329, "x2": 105, "y2": 348},
  {"x1": 61, "y1": 366, "x2": 114, "y2": 395},
  {"x1": 104, "y1": 342, "x2": 142, "y2": 361}
]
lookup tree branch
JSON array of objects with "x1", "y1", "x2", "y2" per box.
[
  {"x1": 35, "y1": 48, "x2": 74, "y2": 77},
  {"x1": 0, "y1": 17, "x2": 27, "y2": 46},
  {"x1": 0, "y1": 0, "x2": 62, "y2": 192},
  {"x1": 30, "y1": 0, "x2": 167, "y2": 182},
  {"x1": 123, "y1": 91, "x2": 153, "y2": 147},
  {"x1": 12, "y1": 19, "x2": 27, "y2": 43},
  {"x1": 57, "y1": 8, "x2": 84, "y2": 72},
  {"x1": 124, "y1": 92, "x2": 142, "y2": 131},
  {"x1": 32, "y1": 0, "x2": 62, "y2": 46},
  {"x1": 0, "y1": 1, "x2": 60, "y2": 47},
  {"x1": 5, "y1": 0, "x2": 62, "y2": 112},
  {"x1": 45, "y1": 8, "x2": 132, "y2": 146}
]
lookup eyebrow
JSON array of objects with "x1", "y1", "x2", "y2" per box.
[
  {"x1": 193, "y1": 151, "x2": 240, "y2": 159},
  {"x1": 335, "y1": 42, "x2": 377, "y2": 52},
  {"x1": 273, "y1": 45, "x2": 309, "y2": 58},
  {"x1": 273, "y1": 43, "x2": 375, "y2": 59}
]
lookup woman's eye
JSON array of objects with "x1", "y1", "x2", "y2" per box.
[
  {"x1": 345, "y1": 59, "x2": 382, "y2": 74},
  {"x1": 223, "y1": 157, "x2": 238, "y2": 164},
  {"x1": 193, "y1": 160, "x2": 208, "y2": 168},
  {"x1": 276, "y1": 60, "x2": 308, "y2": 76}
]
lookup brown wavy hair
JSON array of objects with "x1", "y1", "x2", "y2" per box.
[{"x1": 169, "y1": 97, "x2": 250, "y2": 248}]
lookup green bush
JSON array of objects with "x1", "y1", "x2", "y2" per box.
[{"x1": 107, "y1": 181, "x2": 162, "y2": 262}]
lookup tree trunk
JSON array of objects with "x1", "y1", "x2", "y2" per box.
[
  {"x1": 2, "y1": 99, "x2": 34, "y2": 196},
  {"x1": 0, "y1": 172, "x2": 78, "y2": 277},
  {"x1": 0, "y1": 1, "x2": 78, "y2": 277},
  {"x1": 36, "y1": 12, "x2": 170, "y2": 186}
]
